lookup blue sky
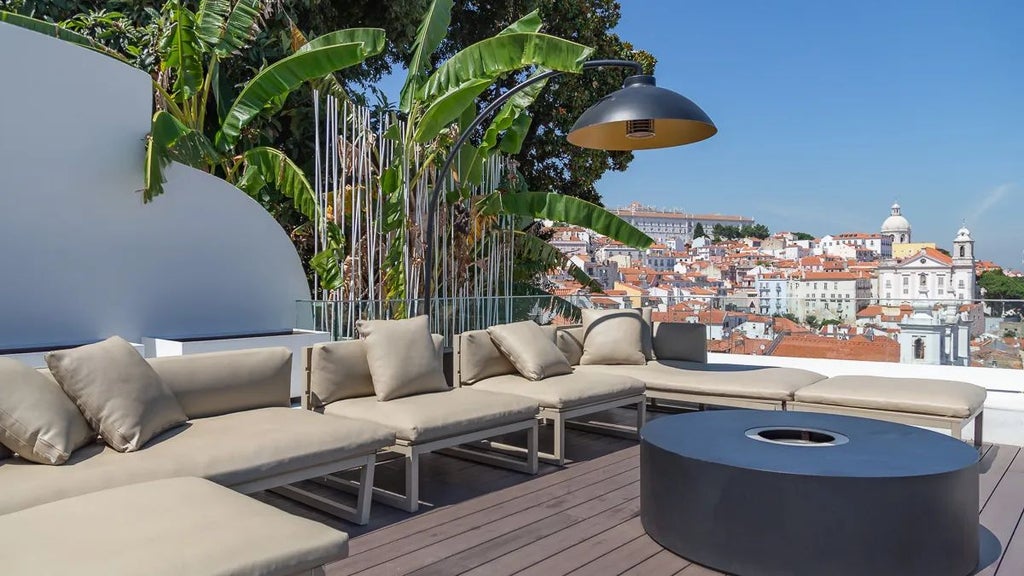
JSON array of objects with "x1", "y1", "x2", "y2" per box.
[
  {"x1": 378, "y1": 1, "x2": 1022, "y2": 268},
  {"x1": 596, "y1": 0, "x2": 1022, "y2": 268}
]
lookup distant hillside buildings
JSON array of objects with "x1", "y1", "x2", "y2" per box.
[{"x1": 544, "y1": 200, "x2": 1012, "y2": 368}]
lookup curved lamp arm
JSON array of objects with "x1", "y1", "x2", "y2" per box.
[{"x1": 420, "y1": 59, "x2": 644, "y2": 316}]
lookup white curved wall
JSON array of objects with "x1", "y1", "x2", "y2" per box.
[{"x1": 0, "y1": 23, "x2": 310, "y2": 349}]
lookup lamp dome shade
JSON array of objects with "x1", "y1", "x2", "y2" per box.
[{"x1": 567, "y1": 75, "x2": 717, "y2": 151}]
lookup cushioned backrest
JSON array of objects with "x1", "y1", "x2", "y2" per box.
[
  {"x1": 555, "y1": 326, "x2": 585, "y2": 366},
  {"x1": 147, "y1": 348, "x2": 291, "y2": 419},
  {"x1": 456, "y1": 329, "x2": 517, "y2": 384},
  {"x1": 652, "y1": 322, "x2": 707, "y2": 363},
  {"x1": 307, "y1": 334, "x2": 445, "y2": 407}
]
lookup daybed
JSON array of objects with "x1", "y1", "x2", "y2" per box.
[
  {"x1": 0, "y1": 345, "x2": 394, "y2": 525},
  {"x1": 303, "y1": 317, "x2": 541, "y2": 513}
]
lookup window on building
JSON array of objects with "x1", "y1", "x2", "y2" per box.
[
  {"x1": 959, "y1": 246, "x2": 965, "y2": 257},
  {"x1": 902, "y1": 276, "x2": 909, "y2": 287},
  {"x1": 913, "y1": 337, "x2": 925, "y2": 360},
  {"x1": 958, "y1": 279, "x2": 965, "y2": 289},
  {"x1": 919, "y1": 273, "x2": 927, "y2": 287},
  {"x1": 938, "y1": 276, "x2": 945, "y2": 286},
  {"x1": 833, "y1": 282, "x2": 838, "y2": 290},
  {"x1": 885, "y1": 280, "x2": 892, "y2": 289}
]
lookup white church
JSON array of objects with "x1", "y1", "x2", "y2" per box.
[
  {"x1": 877, "y1": 203, "x2": 977, "y2": 305},
  {"x1": 875, "y1": 203, "x2": 978, "y2": 365}
]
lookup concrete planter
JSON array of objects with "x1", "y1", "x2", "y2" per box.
[{"x1": 143, "y1": 330, "x2": 331, "y2": 399}]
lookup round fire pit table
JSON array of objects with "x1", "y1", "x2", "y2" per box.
[{"x1": 641, "y1": 411, "x2": 979, "y2": 576}]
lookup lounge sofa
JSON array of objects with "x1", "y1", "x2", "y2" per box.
[
  {"x1": 0, "y1": 346, "x2": 394, "y2": 525},
  {"x1": 457, "y1": 314, "x2": 987, "y2": 450},
  {"x1": 302, "y1": 318, "x2": 541, "y2": 513}
]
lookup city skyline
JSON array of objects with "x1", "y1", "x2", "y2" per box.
[{"x1": 596, "y1": 0, "x2": 1021, "y2": 270}]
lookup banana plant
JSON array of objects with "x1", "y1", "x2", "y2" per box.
[{"x1": 1, "y1": 2, "x2": 385, "y2": 218}]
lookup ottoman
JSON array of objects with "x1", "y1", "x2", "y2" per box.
[{"x1": 0, "y1": 477, "x2": 349, "y2": 575}]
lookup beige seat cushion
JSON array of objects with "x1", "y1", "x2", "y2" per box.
[
  {"x1": 357, "y1": 317, "x2": 449, "y2": 401},
  {"x1": 580, "y1": 309, "x2": 646, "y2": 365},
  {"x1": 322, "y1": 388, "x2": 538, "y2": 443},
  {"x1": 487, "y1": 321, "x2": 572, "y2": 381},
  {"x1": 0, "y1": 407, "x2": 394, "y2": 516},
  {"x1": 794, "y1": 375, "x2": 987, "y2": 418},
  {"x1": 471, "y1": 370, "x2": 645, "y2": 409},
  {"x1": 574, "y1": 361, "x2": 826, "y2": 402},
  {"x1": 0, "y1": 358, "x2": 96, "y2": 465},
  {"x1": 46, "y1": 336, "x2": 187, "y2": 452},
  {"x1": 0, "y1": 477, "x2": 349, "y2": 576}
]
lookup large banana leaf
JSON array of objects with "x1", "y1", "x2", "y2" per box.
[
  {"x1": 515, "y1": 231, "x2": 604, "y2": 293},
  {"x1": 238, "y1": 147, "x2": 318, "y2": 221},
  {"x1": 498, "y1": 10, "x2": 543, "y2": 35},
  {"x1": 415, "y1": 33, "x2": 593, "y2": 142},
  {"x1": 400, "y1": 0, "x2": 454, "y2": 112},
  {"x1": 145, "y1": 110, "x2": 213, "y2": 201},
  {"x1": 194, "y1": 0, "x2": 231, "y2": 47},
  {"x1": 162, "y1": 7, "x2": 203, "y2": 100},
  {"x1": 481, "y1": 192, "x2": 654, "y2": 249},
  {"x1": 213, "y1": 0, "x2": 261, "y2": 57},
  {"x1": 498, "y1": 112, "x2": 533, "y2": 154},
  {"x1": 0, "y1": 11, "x2": 127, "y2": 62},
  {"x1": 216, "y1": 42, "x2": 379, "y2": 150},
  {"x1": 310, "y1": 222, "x2": 345, "y2": 290},
  {"x1": 511, "y1": 282, "x2": 583, "y2": 323},
  {"x1": 297, "y1": 28, "x2": 385, "y2": 55}
]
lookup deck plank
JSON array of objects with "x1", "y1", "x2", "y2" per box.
[
  {"x1": 978, "y1": 447, "x2": 1024, "y2": 576},
  {"x1": 409, "y1": 485, "x2": 640, "y2": 575},
  {"x1": 980, "y1": 444, "x2": 1019, "y2": 511},
  {"x1": 334, "y1": 463, "x2": 640, "y2": 575},
  {"x1": 515, "y1": 516, "x2": 649, "y2": 576},
  {"x1": 566, "y1": 532, "x2": 665, "y2": 575},
  {"x1": 619, "y1": 549, "x2": 692, "y2": 576}
]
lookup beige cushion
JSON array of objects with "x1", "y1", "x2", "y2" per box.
[
  {"x1": 309, "y1": 340, "x2": 375, "y2": 406},
  {"x1": 323, "y1": 388, "x2": 538, "y2": 443},
  {"x1": 458, "y1": 329, "x2": 517, "y2": 384},
  {"x1": 0, "y1": 477, "x2": 349, "y2": 576},
  {"x1": 148, "y1": 347, "x2": 290, "y2": 419},
  {"x1": 487, "y1": 321, "x2": 572, "y2": 381},
  {"x1": 641, "y1": 307, "x2": 655, "y2": 360},
  {"x1": 575, "y1": 361, "x2": 826, "y2": 401},
  {"x1": 0, "y1": 359, "x2": 95, "y2": 465},
  {"x1": 652, "y1": 322, "x2": 708, "y2": 363},
  {"x1": 45, "y1": 336, "x2": 187, "y2": 452},
  {"x1": 580, "y1": 308, "x2": 646, "y2": 365},
  {"x1": 357, "y1": 317, "x2": 448, "y2": 401},
  {"x1": 0, "y1": 407, "x2": 395, "y2": 516},
  {"x1": 794, "y1": 375, "x2": 987, "y2": 418},
  {"x1": 471, "y1": 370, "x2": 645, "y2": 409},
  {"x1": 555, "y1": 326, "x2": 585, "y2": 365}
]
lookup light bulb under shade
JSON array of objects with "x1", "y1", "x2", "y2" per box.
[{"x1": 567, "y1": 75, "x2": 717, "y2": 151}]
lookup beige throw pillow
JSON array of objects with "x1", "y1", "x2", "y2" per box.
[
  {"x1": 641, "y1": 307, "x2": 655, "y2": 360},
  {"x1": 46, "y1": 337, "x2": 187, "y2": 452},
  {"x1": 555, "y1": 326, "x2": 585, "y2": 366},
  {"x1": 356, "y1": 316, "x2": 449, "y2": 401},
  {"x1": 0, "y1": 359, "x2": 96, "y2": 464},
  {"x1": 580, "y1": 308, "x2": 647, "y2": 365},
  {"x1": 487, "y1": 321, "x2": 572, "y2": 381}
]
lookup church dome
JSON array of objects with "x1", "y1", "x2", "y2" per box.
[{"x1": 881, "y1": 202, "x2": 911, "y2": 236}]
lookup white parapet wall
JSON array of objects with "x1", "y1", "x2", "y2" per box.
[
  {"x1": 708, "y1": 352, "x2": 1024, "y2": 447},
  {"x1": 142, "y1": 330, "x2": 331, "y2": 399},
  {"x1": 3, "y1": 342, "x2": 147, "y2": 369}
]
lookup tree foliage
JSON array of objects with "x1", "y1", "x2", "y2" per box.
[
  {"x1": 438, "y1": 0, "x2": 656, "y2": 204},
  {"x1": 692, "y1": 222, "x2": 706, "y2": 238},
  {"x1": 792, "y1": 231, "x2": 815, "y2": 241},
  {"x1": 712, "y1": 223, "x2": 770, "y2": 240}
]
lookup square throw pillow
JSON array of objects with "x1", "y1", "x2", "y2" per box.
[
  {"x1": 46, "y1": 336, "x2": 187, "y2": 452},
  {"x1": 555, "y1": 326, "x2": 585, "y2": 366},
  {"x1": 0, "y1": 359, "x2": 96, "y2": 464},
  {"x1": 641, "y1": 307, "x2": 655, "y2": 360},
  {"x1": 580, "y1": 308, "x2": 647, "y2": 365},
  {"x1": 356, "y1": 316, "x2": 449, "y2": 401},
  {"x1": 487, "y1": 321, "x2": 572, "y2": 381}
]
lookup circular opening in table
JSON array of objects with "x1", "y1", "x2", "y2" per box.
[{"x1": 745, "y1": 426, "x2": 850, "y2": 447}]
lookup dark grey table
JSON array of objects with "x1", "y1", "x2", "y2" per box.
[{"x1": 641, "y1": 411, "x2": 980, "y2": 576}]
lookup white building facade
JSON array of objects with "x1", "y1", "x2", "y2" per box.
[
  {"x1": 789, "y1": 272, "x2": 873, "y2": 323},
  {"x1": 612, "y1": 202, "x2": 755, "y2": 243},
  {"x1": 878, "y1": 227, "x2": 976, "y2": 305}
]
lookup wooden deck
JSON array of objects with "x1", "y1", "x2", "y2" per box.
[{"x1": 257, "y1": 409, "x2": 1024, "y2": 575}]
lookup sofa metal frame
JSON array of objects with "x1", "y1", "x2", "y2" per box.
[
  {"x1": 454, "y1": 335, "x2": 647, "y2": 466},
  {"x1": 299, "y1": 347, "x2": 540, "y2": 514}
]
